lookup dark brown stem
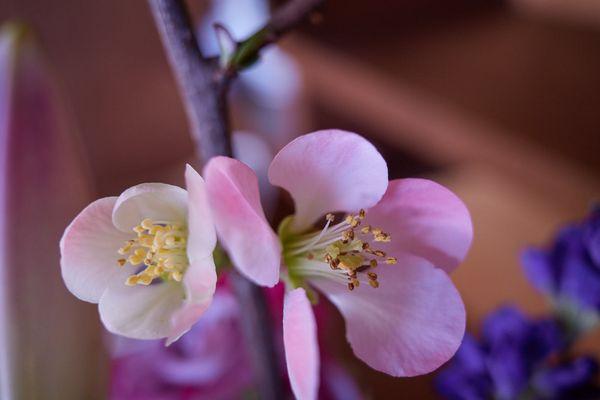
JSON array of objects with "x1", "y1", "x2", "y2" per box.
[
  {"x1": 148, "y1": 0, "x2": 323, "y2": 398},
  {"x1": 230, "y1": 272, "x2": 283, "y2": 399},
  {"x1": 148, "y1": 0, "x2": 231, "y2": 163}
]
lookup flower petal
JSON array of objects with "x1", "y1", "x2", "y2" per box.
[
  {"x1": 165, "y1": 166, "x2": 218, "y2": 345},
  {"x1": 60, "y1": 197, "x2": 136, "y2": 303},
  {"x1": 521, "y1": 247, "x2": 558, "y2": 296},
  {"x1": 283, "y1": 288, "x2": 319, "y2": 400},
  {"x1": 185, "y1": 164, "x2": 216, "y2": 259},
  {"x1": 99, "y1": 281, "x2": 184, "y2": 340},
  {"x1": 112, "y1": 183, "x2": 188, "y2": 232},
  {"x1": 268, "y1": 130, "x2": 388, "y2": 232},
  {"x1": 204, "y1": 156, "x2": 281, "y2": 287},
  {"x1": 167, "y1": 255, "x2": 217, "y2": 345},
  {"x1": 365, "y1": 179, "x2": 473, "y2": 273},
  {"x1": 310, "y1": 256, "x2": 466, "y2": 377}
]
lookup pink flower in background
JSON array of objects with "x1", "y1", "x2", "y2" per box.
[
  {"x1": 109, "y1": 276, "x2": 364, "y2": 400},
  {"x1": 60, "y1": 165, "x2": 217, "y2": 344},
  {"x1": 204, "y1": 129, "x2": 473, "y2": 399},
  {"x1": 109, "y1": 279, "x2": 254, "y2": 400},
  {"x1": 0, "y1": 22, "x2": 105, "y2": 398}
]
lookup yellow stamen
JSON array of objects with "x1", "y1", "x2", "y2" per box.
[
  {"x1": 286, "y1": 209, "x2": 394, "y2": 292},
  {"x1": 117, "y1": 218, "x2": 188, "y2": 287}
]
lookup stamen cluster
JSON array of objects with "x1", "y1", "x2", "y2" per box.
[
  {"x1": 117, "y1": 218, "x2": 188, "y2": 286},
  {"x1": 286, "y1": 209, "x2": 397, "y2": 291}
]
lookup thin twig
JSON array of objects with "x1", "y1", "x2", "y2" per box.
[
  {"x1": 226, "y1": 0, "x2": 324, "y2": 75},
  {"x1": 148, "y1": 0, "x2": 231, "y2": 163},
  {"x1": 147, "y1": 0, "x2": 324, "y2": 398}
]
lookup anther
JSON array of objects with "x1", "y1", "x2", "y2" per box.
[
  {"x1": 125, "y1": 276, "x2": 139, "y2": 286},
  {"x1": 369, "y1": 280, "x2": 379, "y2": 288},
  {"x1": 374, "y1": 233, "x2": 391, "y2": 242},
  {"x1": 141, "y1": 218, "x2": 154, "y2": 230},
  {"x1": 118, "y1": 219, "x2": 188, "y2": 287},
  {"x1": 347, "y1": 282, "x2": 355, "y2": 291},
  {"x1": 368, "y1": 272, "x2": 378, "y2": 280},
  {"x1": 138, "y1": 274, "x2": 153, "y2": 285},
  {"x1": 326, "y1": 213, "x2": 335, "y2": 222},
  {"x1": 171, "y1": 271, "x2": 183, "y2": 282},
  {"x1": 385, "y1": 257, "x2": 397, "y2": 265},
  {"x1": 342, "y1": 229, "x2": 354, "y2": 241}
]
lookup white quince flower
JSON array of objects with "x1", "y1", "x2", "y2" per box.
[{"x1": 60, "y1": 165, "x2": 216, "y2": 345}]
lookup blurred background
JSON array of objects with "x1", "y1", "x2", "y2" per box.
[{"x1": 1, "y1": 0, "x2": 599, "y2": 398}]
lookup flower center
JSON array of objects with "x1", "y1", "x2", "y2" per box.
[
  {"x1": 116, "y1": 218, "x2": 188, "y2": 286},
  {"x1": 283, "y1": 209, "x2": 396, "y2": 291}
]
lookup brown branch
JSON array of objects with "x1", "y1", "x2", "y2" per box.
[
  {"x1": 147, "y1": 0, "x2": 324, "y2": 399},
  {"x1": 148, "y1": 0, "x2": 231, "y2": 163}
]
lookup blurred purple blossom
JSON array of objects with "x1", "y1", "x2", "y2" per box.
[
  {"x1": 0, "y1": 23, "x2": 104, "y2": 399},
  {"x1": 109, "y1": 278, "x2": 254, "y2": 400},
  {"x1": 109, "y1": 276, "x2": 363, "y2": 399},
  {"x1": 435, "y1": 306, "x2": 599, "y2": 400},
  {"x1": 521, "y1": 207, "x2": 600, "y2": 328}
]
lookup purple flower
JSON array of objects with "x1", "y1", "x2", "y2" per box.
[
  {"x1": 534, "y1": 357, "x2": 599, "y2": 399},
  {"x1": 521, "y1": 207, "x2": 600, "y2": 316},
  {"x1": 436, "y1": 306, "x2": 598, "y2": 400},
  {"x1": 583, "y1": 207, "x2": 600, "y2": 268}
]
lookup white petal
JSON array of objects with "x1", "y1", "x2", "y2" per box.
[
  {"x1": 185, "y1": 164, "x2": 216, "y2": 260},
  {"x1": 112, "y1": 183, "x2": 188, "y2": 232},
  {"x1": 60, "y1": 197, "x2": 136, "y2": 303},
  {"x1": 99, "y1": 281, "x2": 184, "y2": 340},
  {"x1": 167, "y1": 255, "x2": 217, "y2": 345}
]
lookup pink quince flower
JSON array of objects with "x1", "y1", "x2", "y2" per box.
[
  {"x1": 60, "y1": 165, "x2": 217, "y2": 345},
  {"x1": 1, "y1": 23, "x2": 105, "y2": 398},
  {"x1": 204, "y1": 130, "x2": 473, "y2": 399}
]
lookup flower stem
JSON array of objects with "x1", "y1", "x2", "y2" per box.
[{"x1": 148, "y1": 0, "x2": 324, "y2": 398}]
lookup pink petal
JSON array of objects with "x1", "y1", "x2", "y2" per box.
[
  {"x1": 112, "y1": 183, "x2": 188, "y2": 232},
  {"x1": 167, "y1": 303, "x2": 209, "y2": 346},
  {"x1": 204, "y1": 156, "x2": 281, "y2": 287},
  {"x1": 283, "y1": 288, "x2": 319, "y2": 400},
  {"x1": 268, "y1": 130, "x2": 388, "y2": 232},
  {"x1": 99, "y1": 280, "x2": 185, "y2": 340},
  {"x1": 366, "y1": 179, "x2": 472, "y2": 273},
  {"x1": 310, "y1": 256, "x2": 465, "y2": 377},
  {"x1": 167, "y1": 254, "x2": 217, "y2": 345},
  {"x1": 185, "y1": 164, "x2": 216, "y2": 259},
  {"x1": 60, "y1": 197, "x2": 136, "y2": 303},
  {"x1": 165, "y1": 166, "x2": 217, "y2": 345}
]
